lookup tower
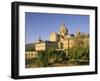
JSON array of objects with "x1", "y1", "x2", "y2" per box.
[
  {"x1": 59, "y1": 23, "x2": 68, "y2": 36},
  {"x1": 49, "y1": 32, "x2": 60, "y2": 42},
  {"x1": 38, "y1": 37, "x2": 42, "y2": 42},
  {"x1": 75, "y1": 28, "x2": 80, "y2": 36}
]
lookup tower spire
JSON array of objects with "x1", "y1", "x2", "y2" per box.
[
  {"x1": 38, "y1": 36, "x2": 42, "y2": 42},
  {"x1": 61, "y1": 22, "x2": 65, "y2": 27},
  {"x1": 59, "y1": 22, "x2": 68, "y2": 36},
  {"x1": 75, "y1": 27, "x2": 80, "y2": 36}
]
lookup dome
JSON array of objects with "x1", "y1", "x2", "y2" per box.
[{"x1": 59, "y1": 23, "x2": 68, "y2": 36}]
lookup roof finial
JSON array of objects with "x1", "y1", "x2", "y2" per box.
[
  {"x1": 61, "y1": 22, "x2": 65, "y2": 27},
  {"x1": 75, "y1": 27, "x2": 80, "y2": 36},
  {"x1": 38, "y1": 36, "x2": 42, "y2": 42}
]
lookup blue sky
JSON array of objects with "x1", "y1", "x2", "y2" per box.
[{"x1": 25, "y1": 12, "x2": 89, "y2": 44}]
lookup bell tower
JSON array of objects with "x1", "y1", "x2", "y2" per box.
[{"x1": 59, "y1": 23, "x2": 68, "y2": 36}]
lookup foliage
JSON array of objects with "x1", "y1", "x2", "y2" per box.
[
  {"x1": 68, "y1": 45, "x2": 89, "y2": 64},
  {"x1": 33, "y1": 48, "x2": 67, "y2": 67},
  {"x1": 25, "y1": 43, "x2": 35, "y2": 51},
  {"x1": 25, "y1": 47, "x2": 34, "y2": 51},
  {"x1": 26, "y1": 44, "x2": 89, "y2": 67},
  {"x1": 34, "y1": 51, "x2": 49, "y2": 67}
]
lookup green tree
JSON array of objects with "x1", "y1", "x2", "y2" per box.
[
  {"x1": 35, "y1": 51, "x2": 49, "y2": 67},
  {"x1": 68, "y1": 45, "x2": 89, "y2": 65}
]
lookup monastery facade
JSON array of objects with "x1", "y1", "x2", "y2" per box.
[
  {"x1": 26, "y1": 23, "x2": 89, "y2": 59},
  {"x1": 35, "y1": 23, "x2": 84, "y2": 51}
]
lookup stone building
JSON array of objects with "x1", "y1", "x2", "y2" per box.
[
  {"x1": 25, "y1": 51, "x2": 38, "y2": 59},
  {"x1": 35, "y1": 41, "x2": 58, "y2": 51},
  {"x1": 26, "y1": 23, "x2": 89, "y2": 59},
  {"x1": 35, "y1": 23, "x2": 89, "y2": 51},
  {"x1": 48, "y1": 23, "x2": 76, "y2": 49}
]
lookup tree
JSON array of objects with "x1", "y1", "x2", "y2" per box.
[
  {"x1": 35, "y1": 51, "x2": 49, "y2": 67},
  {"x1": 67, "y1": 45, "x2": 89, "y2": 65}
]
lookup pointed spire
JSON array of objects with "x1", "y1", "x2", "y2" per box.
[
  {"x1": 75, "y1": 27, "x2": 80, "y2": 36},
  {"x1": 61, "y1": 22, "x2": 65, "y2": 27},
  {"x1": 38, "y1": 36, "x2": 42, "y2": 42},
  {"x1": 59, "y1": 22, "x2": 68, "y2": 36}
]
